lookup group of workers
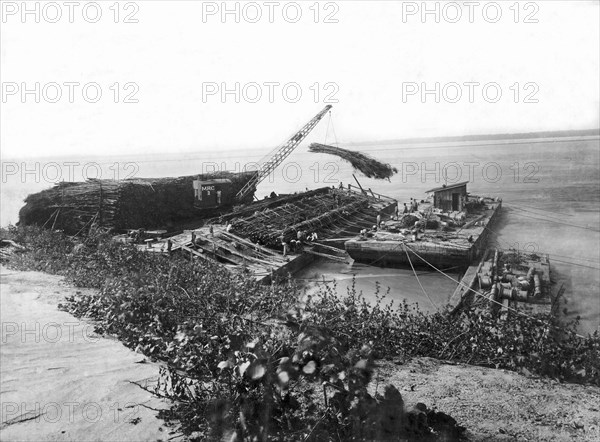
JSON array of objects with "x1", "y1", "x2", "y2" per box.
[
  {"x1": 281, "y1": 230, "x2": 319, "y2": 256},
  {"x1": 392, "y1": 199, "x2": 421, "y2": 220}
]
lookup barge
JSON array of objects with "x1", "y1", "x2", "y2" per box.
[
  {"x1": 136, "y1": 186, "x2": 396, "y2": 283},
  {"x1": 449, "y1": 248, "x2": 564, "y2": 318},
  {"x1": 345, "y1": 182, "x2": 502, "y2": 268}
]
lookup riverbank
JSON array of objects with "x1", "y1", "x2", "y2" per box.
[
  {"x1": 2, "y1": 225, "x2": 599, "y2": 440},
  {"x1": 0, "y1": 267, "x2": 171, "y2": 441},
  {"x1": 2, "y1": 266, "x2": 599, "y2": 441},
  {"x1": 377, "y1": 357, "x2": 600, "y2": 441}
]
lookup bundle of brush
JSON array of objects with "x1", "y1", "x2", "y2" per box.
[
  {"x1": 18, "y1": 172, "x2": 256, "y2": 234},
  {"x1": 309, "y1": 143, "x2": 398, "y2": 180}
]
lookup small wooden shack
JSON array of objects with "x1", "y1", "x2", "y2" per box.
[{"x1": 426, "y1": 181, "x2": 469, "y2": 212}]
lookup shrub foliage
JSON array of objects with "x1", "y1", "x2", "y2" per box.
[{"x1": 3, "y1": 225, "x2": 599, "y2": 440}]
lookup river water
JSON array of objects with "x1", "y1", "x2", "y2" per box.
[{"x1": 2, "y1": 136, "x2": 599, "y2": 332}]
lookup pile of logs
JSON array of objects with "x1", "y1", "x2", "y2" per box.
[{"x1": 230, "y1": 190, "x2": 369, "y2": 247}]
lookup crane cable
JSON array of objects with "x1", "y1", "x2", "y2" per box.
[
  {"x1": 402, "y1": 242, "x2": 586, "y2": 339},
  {"x1": 324, "y1": 110, "x2": 339, "y2": 147}
]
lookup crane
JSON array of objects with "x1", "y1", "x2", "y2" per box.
[{"x1": 235, "y1": 104, "x2": 333, "y2": 202}]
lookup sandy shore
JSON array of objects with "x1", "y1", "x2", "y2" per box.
[{"x1": 0, "y1": 267, "x2": 171, "y2": 441}]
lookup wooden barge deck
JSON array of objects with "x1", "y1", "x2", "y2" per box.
[
  {"x1": 345, "y1": 197, "x2": 502, "y2": 268},
  {"x1": 135, "y1": 186, "x2": 397, "y2": 283}
]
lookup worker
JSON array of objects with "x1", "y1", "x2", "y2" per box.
[
  {"x1": 338, "y1": 182, "x2": 343, "y2": 189},
  {"x1": 409, "y1": 198, "x2": 414, "y2": 213},
  {"x1": 360, "y1": 228, "x2": 367, "y2": 238},
  {"x1": 209, "y1": 225, "x2": 214, "y2": 237},
  {"x1": 226, "y1": 223, "x2": 233, "y2": 232},
  {"x1": 282, "y1": 241, "x2": 289, "y2": 257},
  {"x1": 311, "y1": 232, "x2": 318, "y2": 241},
  {"x1": 376, "y1": 214, "x2": 381, "y2": 228},
  {"x1": 191, "y1": 231, "x2": 196, "y2": 246},
  {"x1": 412, "y1": 229, "x2": 419, "y2": 241},
  {"x1": 395, "y1": 203, "x2": 400, "y2": 218},
  {"x1": 167, "y1": 239, "x2": 173, "y2": 254}
]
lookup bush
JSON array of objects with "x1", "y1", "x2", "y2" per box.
[{"x1": 3, "y1": 225, "x2": 599, "y2": 440}]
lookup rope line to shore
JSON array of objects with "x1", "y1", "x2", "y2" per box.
[
  {"x1": 507, "y1": 206, "x2": 600, "y2": 232},
  {"x1": 509, "y1": 204, "x2": 577, "y2": 221},
  {"x1": 402, "y1": 243, "x2": 439, "y2": 312},
  {"x1": 483, "y1": 224, "x2": 600, "y2": 268},
  {"x1": 509, "y1": 202, "x2": 576, "y2": 218}
]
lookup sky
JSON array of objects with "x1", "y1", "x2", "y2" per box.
[{"x1": 1, "y1": 0, "x2": 599, "y2": 159}]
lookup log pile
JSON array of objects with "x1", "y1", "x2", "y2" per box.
[
  {"x1": 309, "y1": 143, "x2": 398, "y2": 180},
  {"x1": 229, "y1": 189, "x2": 370, "y2": 247},
  {"x1": 18, "y1": 172, "x2": 255, "y2": 234}
]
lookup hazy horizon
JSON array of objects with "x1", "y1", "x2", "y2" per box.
[{"x1": 2, "y1": 128, "x2": 599, "y2": 162}]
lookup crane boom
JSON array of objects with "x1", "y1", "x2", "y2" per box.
[{"x1": 235, "y1": 105, "x2": 332, "y2": 201}]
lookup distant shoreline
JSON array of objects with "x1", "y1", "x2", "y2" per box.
[{"x1": 346, "y1": 128, "x2": 600, "y2": 148}]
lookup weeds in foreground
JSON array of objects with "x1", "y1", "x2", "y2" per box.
[{"x1": 3, "y1": 225, "x2": 599, "y2": 440}]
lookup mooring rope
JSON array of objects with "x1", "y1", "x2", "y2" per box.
[
  {"x1": 507, "y1": 207, "x2": 600, "y2": 232},
  {"x1": 482, "y1": 224, "x2": 600, "y2": 269},
  {"x1": 402, "y1": 243, "x2": 439, "y2": 312}
]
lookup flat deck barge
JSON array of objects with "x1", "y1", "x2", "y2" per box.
[{"x1": 345, "y1": 185, "x2": 502, "y2": 268}]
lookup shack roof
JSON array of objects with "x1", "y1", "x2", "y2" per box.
[{"x1": 425, "y1": 181, "x2": 469, "y2": 194}]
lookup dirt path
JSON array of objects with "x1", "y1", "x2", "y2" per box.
[
  {"x1": 376, "y1": 357, "x2": 600, "y2": 441},
  {"x1": 0, "y1": 267, "x2": 172, "y2": 441}
]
